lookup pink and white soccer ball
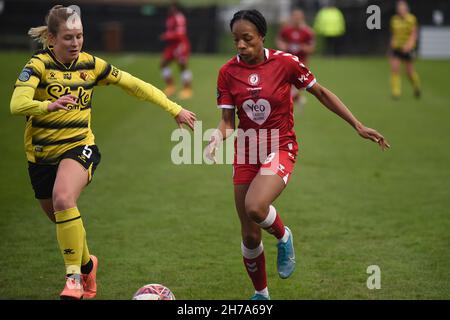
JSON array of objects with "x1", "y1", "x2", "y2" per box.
[{"x1": 132, "y1": 284, "x2": 176, "y2": 300}]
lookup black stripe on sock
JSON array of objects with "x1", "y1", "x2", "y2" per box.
[{"x1": 55, "y1": 216, "x2": 81, "y2": 224}]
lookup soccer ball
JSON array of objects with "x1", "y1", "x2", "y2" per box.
[{"x1": 132, "y1": 284, "x2": 176, "y2": 300}]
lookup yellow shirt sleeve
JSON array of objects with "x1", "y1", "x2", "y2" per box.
[
  {"x1": 94, "y1": 56, "x2": 182, "y2": 117},
  {"x1": 10, "y1": 86, "x2": 51, "y2": 115},
  {"x1": 116, "y1": 71, "x2": 182, "y2": 117},
  {"x1": 10, "y1": 58, "x2": 51, "y2": 116}
]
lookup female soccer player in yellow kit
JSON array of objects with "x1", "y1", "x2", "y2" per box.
[
  {"x1": 389, "y1": 0, "x2": 421, "y2": 99},
  {"x1": 9, "y1": 5, "x2": 196, "y2": 299}
]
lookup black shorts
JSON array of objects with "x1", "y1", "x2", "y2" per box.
[
  {"x1": 28, "y1": 145, "x2": 101, "y2": 199},
  {"x1": 391, "y1": 49, "x2": 416, "y2": 61}
]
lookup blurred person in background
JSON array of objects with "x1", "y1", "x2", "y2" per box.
[
  {"x1": 10, "y1": 4, "x2": 196, "y2": 300},
  {"x1": 389, "y1": 0, "x2": 421, "y2": 99},
  {"x1": 313, "y1": 0, "x2": 345, "y2": 56},
  {"x1": 276, "y1": 8, "x2": 315, "y2": 110},
  {"x1": 160, "y1": 2, "x2": 193, "y2": 100}
]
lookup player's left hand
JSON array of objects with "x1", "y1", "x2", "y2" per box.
[
  {"x1": 356, "y1": 124, "x2": 390, "y2": 151},
  {"x1": 175, "y1": 108, "x2": 197, "y2": 130}
]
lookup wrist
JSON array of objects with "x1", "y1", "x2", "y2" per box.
[
  {"x1": 354, "y1": 121, "x2": 364, "y2": 132},
  {"x1": 172, "y1": 106, "x2": 183, "y2": 118},
  {"x1": 42, "y1": 101, "x2": 52, "y2": 113}
]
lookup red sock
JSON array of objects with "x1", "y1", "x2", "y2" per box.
[
  {"x1": 259, "y1": 205, "x2": 286, "y2": 240},
  {"x1": 241, "y1": 242, "x2": 267, "y2": 291}
]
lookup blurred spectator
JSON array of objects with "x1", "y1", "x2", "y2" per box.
[
  {"x1": 313, "y1": 0, "x2": 345, "y2": 56},
  {"x1": 276, "y1": 8, "x2": 315, "y2": 109},
  {"x1": 160, "y1": 2, "x2": 193, "y2": 100},
  {"x1": 389, "y1": 0, "x2": 421, "y2": 99}
]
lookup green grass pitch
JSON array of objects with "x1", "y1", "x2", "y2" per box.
[{"x1": 0, "y1": 52, "x2": 449, "y2": 299}]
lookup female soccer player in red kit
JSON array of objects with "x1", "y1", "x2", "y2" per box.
[
  {"x1": 160, "y1": 2, "x2": 193, "y2": 100},
  {"x1": 206, "y1": 10, "x2": 390, "y2": 300},
  {"x1": 276, "y1": 8, "x2": 315, "y2": 108},
  {"x1": 276, "y1": 8, "x2": 315, "y2": 66}
]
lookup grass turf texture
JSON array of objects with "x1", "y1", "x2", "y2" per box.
[{"x1": 0, "y1": 52, "x2": 449, "y2": 299}]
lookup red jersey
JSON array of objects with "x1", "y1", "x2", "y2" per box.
[
  {"x1": 278, "y1": 25, "x2": 314, "y2": 63},
  {"x1": 217, "y1": 48, "x2": 316, "y2": 160},
  {"x1": 161, "y1": 12, "x2": 189, "y2": 44}
]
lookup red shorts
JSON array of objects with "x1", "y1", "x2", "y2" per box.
[
  {"x1": 162, "y1": 41, "x2": 191, "y2": 64},
  {"x1": 233, "y1": 150, "x2": 297, "y2": 185}
]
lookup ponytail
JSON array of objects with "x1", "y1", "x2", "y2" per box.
[{"x1": 28, "y1": 26, "x2": 49, "y2": 48}]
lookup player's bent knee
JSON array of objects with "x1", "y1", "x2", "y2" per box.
[
  {"x1": 52, "y1": 191, "x2": 76, "y2": 212},
  {"x1": 244, "y1": 201, "x2": 268, "y2": 222}
]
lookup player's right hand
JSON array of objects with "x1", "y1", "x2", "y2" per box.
[
  {"x1": 47, "y1": 95, "x2": 78, "y2": 112},
  {"x1": 205, "y1": 136, "x2": 219, "y2": 164},
  {"x1": 175, "y1": 108, "x2": 197, "y2": 130},
  {"x1": 356, "y1": 124, "x2": 391, "y2": 151}
]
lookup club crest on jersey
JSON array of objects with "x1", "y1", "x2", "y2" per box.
[
  {"x1": 79, "y1": 71, "x2": 88, "y2": 81},
  {"x1": 248, "y1": 73, "x2": 260, "y2": 86}
]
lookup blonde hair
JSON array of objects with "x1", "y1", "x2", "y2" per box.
[{"x1": 28, "y1": 5, "x2": 78, "y2": 48}]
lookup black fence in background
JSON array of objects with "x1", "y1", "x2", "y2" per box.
[
  {"x1": 0, "y1": 0, "x2": 219, "y2": 53},
  {"x1": 1, "y1": 0, "x2": 449, "y2": 55}
]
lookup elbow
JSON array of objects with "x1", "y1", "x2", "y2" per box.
[{"x1": 10, "y1": 100, "x2": 20, "y2": 115}]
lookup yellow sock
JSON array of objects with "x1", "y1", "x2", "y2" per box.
[
  {"x1": 410, "y1": 71, "x2": 421, "y2": 91},
  {"x1": 55, "y1": 207, "x2": 84, "y2": 275},
  {"x1": 391, "y1": 73, "x2": 401, "y2": 97},
  {"x1": 81, "y1": 225, "x2": 91, "y2": 267}
]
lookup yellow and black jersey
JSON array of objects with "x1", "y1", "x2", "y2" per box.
[
  {"x1": 390, "y1": 13, "x2": 418, "y2": 50},
  {"x1": 11, "y1": 47, "x2": 182, "y2": 164}
]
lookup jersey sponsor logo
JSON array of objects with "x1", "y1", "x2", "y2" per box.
[
  {"x1": 248, "y1": 73, "x2": 260, "y2": 86},
  {"x1": 247, "y1": 87, "x2": 262, "y2": 99},
  {"x1": 18, "y1": 68, "x2": 32, "y2": 82},
  {"x1": 111, "y1": 66, "x2": 119, "y2": 78},
  {"x1": 46, "y1": 83, "x2": 91, "y2": 109},
  {"x1": 48, "y1": 71, "x2": 57, "y2": 80},
  {"x1": 242, "y1": 98, "x2": 271, "y2": 125},
  {"x1": 63, "y1": 73, "x2": 72, "y2": 80}
]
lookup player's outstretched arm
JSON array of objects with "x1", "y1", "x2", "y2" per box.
[
  {"x1": 307, "y1": 82, "x2": 390, "y2": 151},
  {"x1": 115, "y1": 71, "x2": 196, "y2": 130}
]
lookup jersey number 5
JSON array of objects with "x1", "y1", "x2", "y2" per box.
[{"x1": 82, "y1": 145, "x2": 93, "y2": 159}]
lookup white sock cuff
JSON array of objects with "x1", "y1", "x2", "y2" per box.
[
  {"x1": 162, "y1": 67, "x2": 172, "y2": 79},
  {"x1": 181, "y1": 69, "x2": 192, "y2": 82},
  {"x1": 241, "y1": 241, "x2": 264, "y2": 259},
  {"x1": 259, "y1": 205, "x2": 276, "y2": 229}
]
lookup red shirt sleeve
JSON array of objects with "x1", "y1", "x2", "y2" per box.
[
  {"x1": 283, "y1": 54, "x2": 316, "y2": 89},
  {"x1": 217, "y1": 66, "x2": 234, "y2": 109}
]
